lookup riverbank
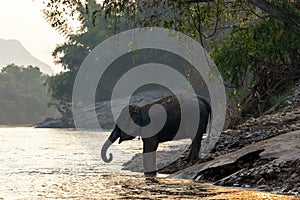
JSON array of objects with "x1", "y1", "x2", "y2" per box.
[
  {"x1": 123, "y1": 83, "x2": 300, "y2": 196},
  {"x1": 36, "y1": 83, "x2": 300, "y2": 196},
  {"x1": 0, "y1": 127, "x2": 298, "y2": 199}
]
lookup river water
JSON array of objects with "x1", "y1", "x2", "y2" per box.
[{"x1": 0, "y1": 127, "x2": 298, "y2": 199}]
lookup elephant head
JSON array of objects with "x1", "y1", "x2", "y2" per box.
[{"x1": 101, "y1": 105, "x2": 142, "y2": 163}]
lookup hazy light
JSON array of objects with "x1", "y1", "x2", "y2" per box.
[{"x1": 0, "y1": 0, "x2": 65, "y2": 73}]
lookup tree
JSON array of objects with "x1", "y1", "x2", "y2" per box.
[
  {"x1": 43, "y1": 0, "x2": 300, "y2": 124},
  {"x1": 43, "y1": 0, "x2": 299, "y2": 45},
  {"x1": 44, "y1": 0, "x2": 125, "y2": 114},
  {"x1": 0, "y1": 64, "x2": 58, "y2": 124},
  {"x1": 211, "y1": 16, "x2": 300, "y2": 123}
]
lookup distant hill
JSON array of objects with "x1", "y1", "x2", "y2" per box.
[{"x1": 0, "y1": 38, "x2": 54, "y2": 74}]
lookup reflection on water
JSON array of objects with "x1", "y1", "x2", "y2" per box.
[{"x1": 0, "y1": 127, "x2": 298, "y2": 199}]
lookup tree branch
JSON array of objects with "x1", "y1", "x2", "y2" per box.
[
  {"x1": 248, "y1": 0, "x2": 285, "y2": 18},
  {"x1": 179, "y1": 0, "x2": 300, "y2": 29},
  {"x1": 249, "y1": 0, "x2": 300, "y2": 30}
]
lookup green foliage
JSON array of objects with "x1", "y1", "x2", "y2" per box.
[
  {"x1": 99, "y1": 0, "x2": 258, "y2": 45},
  {"x1": 43, "y1": 0, "x2": 257, "y2": 115},
  {"x1": 45, "y1": 71, "x2": 76, "y2": 115},
  {"x1": 51, "y1": 1, "x2": 111, "y2": 71},
  {"x1": 46, "y1": 0, "x2": 121, "y2": 114},
  {"x1": 0, "y1": 64, "x2": 58, "y2": 125},
  {"x1": 43, "y1": 0, "x2": 300, "y2": 122},
  {"x1": 270, "y1": 93, "x2": 288, "y2": 111},
  {"x1": 211, "y1": 16, "x2": 300, "y2": 119}
]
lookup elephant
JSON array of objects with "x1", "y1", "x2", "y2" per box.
[{"x1": 101, "y1": 94, "x2": 212, "y2": 176}]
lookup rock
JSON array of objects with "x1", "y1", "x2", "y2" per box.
[
  {"x1": 36, "y1": 90, "x2": 171, "y2": 129},
  {"x1": 258, "y1": 169, "x2": 265, "y2": 176},
  {"x1": 122, "y1": 143, "x2": 190, "y2": 173},
  {"x1": 256, "y1": 185, "x2": 268, "y2": 190},
  {"x1": 170, "y1": 149, "x2": 264, "y2": 180},
  {"x1": 170, "y1": 131, "x2": 300, "y2": 195},
  {"x1": 36, "y1": 118, "x2": 66, "y2": 128},
  {"x1": 266, "y1": 169, "x2": 274, "y2": 176}
]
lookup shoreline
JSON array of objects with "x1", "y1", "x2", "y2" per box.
[
  {"x1": 121, "y1": 131, "x2": 300, "y2": 196},
  {"x1": 0, "y1": 124, "x2": 34, "y2": 128}
]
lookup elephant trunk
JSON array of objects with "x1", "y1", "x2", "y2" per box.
[
  {"x1": 101, "y1": 139, "x2": 113, "y2": 163},
  {"x1": 101, "y1": 130, "x2": 119, "y2": 163}
]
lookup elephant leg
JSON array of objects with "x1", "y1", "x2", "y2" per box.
[
  {"x1": 187, "y1": 117, "x2": 209, "y2": 162},
  {"x1": 142, "y1": 137, "x2": 159, "y2": 176},
  {"x1": 187, "y1": 132, "x2": 203, "y2": 162}
]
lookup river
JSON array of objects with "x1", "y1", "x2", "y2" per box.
[{"x1": 0, "y1": 127, "x2": 298, "y2": 199}]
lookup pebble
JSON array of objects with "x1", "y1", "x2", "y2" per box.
[
  {"x1": 256, "y1": 185, "x2": 267, "y2": 189},
  {"x1": 266, "y1": 169, "x2": 274, "y2": 175}
]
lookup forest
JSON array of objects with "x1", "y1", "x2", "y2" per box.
[
  {"x1": 0, "y1": 64, "x2": 57, "y2": 125},
  {"x1": 42, "y1": 0, "x2": 299, "y2": 128}
]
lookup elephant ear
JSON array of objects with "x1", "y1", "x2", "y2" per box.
[{"x1": 116, "y1": 105, "x2": 141, "y2": 136}]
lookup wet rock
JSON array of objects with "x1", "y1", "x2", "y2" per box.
[
  {"x1": 170, "y1": 131, "x2": 300, "y2": 195},
  {"x1": 122, "y1": 143, "x2": 189, "y2": 173},
  {"x1": 170, "y1": 149, "x2": 264, "y2": 180}
]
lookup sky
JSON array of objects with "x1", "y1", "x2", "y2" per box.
[{"x1": 0, "y1": 0, "x2": 65, "y2": 73}]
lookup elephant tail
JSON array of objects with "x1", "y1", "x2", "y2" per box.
[
  {"x1": 196, "y1": 96, "x2": 212, "y2": 145},
  {"x1": 199, "y1": 97, "x2": 212, "y2": 145},
  {"x1": 206, "y1": 108, "x2": 212, "y2": 145}
]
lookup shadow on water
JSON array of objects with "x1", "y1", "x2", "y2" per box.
[{"x1": 0, "y1": 127, "x2": 298, "y2": 199}]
